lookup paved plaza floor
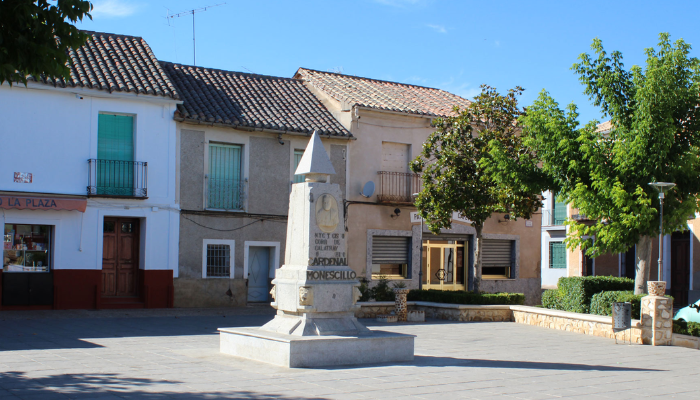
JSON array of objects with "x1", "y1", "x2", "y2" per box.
[{"x1": 1, "y1": 307, "x2": 699, "y2": 399}]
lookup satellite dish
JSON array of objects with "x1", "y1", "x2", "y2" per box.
[{"x1": 360, "y1": 181, "x2": 375, "y2": 198}]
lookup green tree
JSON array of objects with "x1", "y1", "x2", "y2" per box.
[
  {"x1": 1, "y1": 0, "x2": 92, "y2": 85},
  {"x1": 521, "y1": 33, "x2": 700, "y2": 294},
  {"x1": 410, "y1": 85, "x2": 543, "y2": 292}
]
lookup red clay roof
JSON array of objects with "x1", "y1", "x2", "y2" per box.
[
  {"x1": 29, "y1": 31, "x2": 180, "y2": 100},
  {"x1": 294, "y1": 68, "x2": 471, "y2": 117},
  {"x1": 161, "y1": 62, "x2": 351, "y2": 137}
]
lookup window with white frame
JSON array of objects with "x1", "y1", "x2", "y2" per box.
[
  {"x1": 293, "y1": 149, "x2": 305, "y2": 183},
  {"x1": 202, "y1": 239, "x2": 235, "y2": 278},
  {"x1": 207, "y1": 143, "x2": 243, "y2": 210}
]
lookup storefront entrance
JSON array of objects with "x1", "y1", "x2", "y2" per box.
[
  {"x1": 421, "y1": 239, "x2": 467, "y2": 290},
  {"x1": 671, "y1": 231, "x2": 690, "y2": 308},
  {"x1": 102, "y1": 218, "x2": 140, "y2": 297}
]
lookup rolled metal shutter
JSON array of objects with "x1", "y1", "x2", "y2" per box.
[
  {"x1": 482, "y1": 239, "x2": 512, "y2": 267},
  {"x1": 372, "y1": 236, "x2": 410, "y2": 264}
]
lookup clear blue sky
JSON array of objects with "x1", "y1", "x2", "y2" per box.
[{"x1": 77, "y1": 0, "x2": 700, "y2": 124}]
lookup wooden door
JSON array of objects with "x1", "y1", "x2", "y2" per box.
[
  {"x1": 671, "y1": 232, "x2": 690, "y2": 308},
  {"x1": 102, "y1": 218, "x2": 139, "y2": 297}
]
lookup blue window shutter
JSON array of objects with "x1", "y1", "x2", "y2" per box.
[{"x1": 208, "y1": 143, "x2": 242, "y2": 209}]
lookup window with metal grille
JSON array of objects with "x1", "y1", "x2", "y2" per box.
[
  {"x1": 293, "y1": 149, "x2": 305, "y2": 183},
  {"x1": 549, "y1": 241, "x2": 566, "y2": 269},
  {"x1": 482, "y1": 239, "x2": 515, "y2": 279},
  {"x1": 371, "y1": 236, "x2": 410, "y2": 278},
  {"x1": 206, "y1": 244, "x2": 231, "y2": 277}
]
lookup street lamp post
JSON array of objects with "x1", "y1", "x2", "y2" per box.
[
  {"x1": 648, "y1": 182, "x2": 676, "y2": 282},
  {"x1": 413, "y1": 193, "x2": 423, "y2": 290}
]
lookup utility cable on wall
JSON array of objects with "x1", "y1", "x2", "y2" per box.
[{"x1": 181, "y1": 215, "x2": 284, "y2": 232}]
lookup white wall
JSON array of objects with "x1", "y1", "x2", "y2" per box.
[{"x1": 0, "y1": 84, "x2": 180, "y2": 273}]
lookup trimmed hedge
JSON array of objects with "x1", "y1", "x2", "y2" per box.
[
  {"x1": 545, "y1": 276, "x2": 635, "y2": 314},
  {"x1": 407, "y1": 289, "x2": 525, "y2": 305},
  {"x1": 590, "y1": 291, "x2": 644, "y2": 320},
  {"x1": 673, "y1": 320, "x2": 700, "y2": 337},
  {"x1": 541, "y1": 289, "x2": 564, "y2": 310}
]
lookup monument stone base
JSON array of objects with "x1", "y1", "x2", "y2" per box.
[{"x1": 219, "y1": 327, "x2": 415, "y2": 368}]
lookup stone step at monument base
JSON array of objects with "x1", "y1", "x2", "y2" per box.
[{"x1": 219, "y1": 327, "x2": 414, "y2": 368}]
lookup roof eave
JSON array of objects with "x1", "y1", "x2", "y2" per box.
[{"x1": 174, "y1": 117, "x2": 355, "y2": 140}]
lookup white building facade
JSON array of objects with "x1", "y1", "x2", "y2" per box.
[{"x1": 0, "y1": 32, "x2": 181, "y2": 310}]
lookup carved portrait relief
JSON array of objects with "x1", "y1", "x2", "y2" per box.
[
  {"x1": 315, "y1": 194, "x2": 339, "y2": 233},
  {"x1": 299, "y1": 286, "x2": 314, "y2": 306}
]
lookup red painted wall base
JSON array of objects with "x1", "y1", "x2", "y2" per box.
[
  {"x1": 0, "y1": 269, "x2": 174, "y2": 310},
  {"x1": 140, "y1": 269, "x2": 174, "y2": 308}
]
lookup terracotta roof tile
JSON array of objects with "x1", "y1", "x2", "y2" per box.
[
  {"x1": 30, "y1": 31, "x2": 179, "y2": 100},
  {"x1": 161, "y1": 62, "x2": 351, "y2": 137},
  {"x1": 294, "y1": 68, "x2": 470, "y2": 117},
  {"x1": 596, "y1": 120, "x2": 613, "y2": 133}
]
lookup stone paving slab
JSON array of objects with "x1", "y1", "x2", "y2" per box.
[{"x1": 0, "y1": 308, "x2": 699, "y2": 399}]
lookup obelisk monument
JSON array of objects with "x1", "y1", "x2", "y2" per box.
[{"x1": 219, "y1": 131, "x2": 414, "y2": 368}]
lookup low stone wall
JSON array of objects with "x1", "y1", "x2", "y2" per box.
[
  {"x1": 412, "y1": 302, "x2": 512, "y2": 322},
  {"x1": 356, "y1": 301, "x2": 511, "y2": 322},
  {"x1": 355, "y1": 302, "x2": 396, "y2": 319},
  {"x1": 672, "y1": 333, "x2": 700, "y2": 350},
  {"x1": 357, "y1": 301, "x2": 696, "y2": 350},
  {"x1": 511, "y1": 306, "x2": 642, "y2": 344}
]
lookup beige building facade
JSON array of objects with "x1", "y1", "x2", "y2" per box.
[{"x1": 295, "y1": 69, "x2": 542, "y2": 304}]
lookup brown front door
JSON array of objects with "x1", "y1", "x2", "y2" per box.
[
  {"x1": 102, "y1": 218, "x2": 139, "y2": 297},
  {"x1": 671, "y1": 231, "x2": 690, "y2": 308}
]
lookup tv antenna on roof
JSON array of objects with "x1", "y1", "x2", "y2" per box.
[{"x1": 166, "y1": 3, "x2": 225, "y2": 66}]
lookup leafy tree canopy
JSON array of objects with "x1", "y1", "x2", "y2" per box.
[
  {"x1": 520, "y1": 33, "x2": 700, "y2": 293},
  {"x1": 411, "y1": 85, "x2": 545, "y2": 291},
  {"x1": 1, "y1": 0, "x2": 92, "y2": 85}
]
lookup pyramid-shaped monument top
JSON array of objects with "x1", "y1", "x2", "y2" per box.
[{"x1": 294, "y1": 130, "x2": 335, "y2": 181}]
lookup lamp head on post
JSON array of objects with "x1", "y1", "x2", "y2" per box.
[
  {"x1": 649, "y1": 182, "x2": 676, "y2": 199},
  {"x1": 648, "y1": 181, "x2": 676, "y2": 286}
]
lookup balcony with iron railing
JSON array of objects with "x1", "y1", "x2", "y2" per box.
[
  {"x1": 88, "y1": 159, "x2": 148, "y2": 198},
  {"x1": 206, "y1": 177, "x2": 246, "y2": 211},
  {"x1": 541, "y1": 209, "x2": 567, "y2": 227},
  {"x1": 376, "y1": 171, "x2": 422, "y2": 204}
]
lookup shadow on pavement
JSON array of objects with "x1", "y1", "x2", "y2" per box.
[
  {"x1": 412, "y1": 355, "x2": 664, "y2": 371},
  {"x1": 0, "y1": 371, "x2": 324, "y2": 399},
  {"x1": 0, "y1": 314, "x2": 275, "y2": 352}
]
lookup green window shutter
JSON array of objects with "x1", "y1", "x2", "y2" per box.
[
  {"x1": 98, "y1": 114, "x2": 134, "y2": 161},
  {"x1": 208, "y1": 143, "x2": 242, "y2": 210},
  {"x1": 293, "y1": 150, "x2": 305, "y2": 183},
  {"x1": 553, "y1": 194, "x2": 567, "y2": 225},
  {"x1": 549, "y1": 242, "x2": 566, "y2": 268},
  {"x1": 97, "y1": 114, "x2": 134, "y2": 195}
]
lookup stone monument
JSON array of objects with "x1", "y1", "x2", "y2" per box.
[{"x1": 219, "y1": 131, "x2": 414, "y2": 367}]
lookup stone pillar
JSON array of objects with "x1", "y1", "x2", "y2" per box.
[
  {"x1": 394, "y1": 288, "x2": 409, "y2": 322},
  {"x1": 641, "y1": 281, "x2": 672, "y2": 346}
]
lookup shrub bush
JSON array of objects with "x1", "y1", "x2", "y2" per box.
[
  {"x1": 407, "y1": 289, "x2": 525, "y2": 305},
  {"x1": 357, "y1": 276, "x2": 395, "y2": 301},
  {"x1": 590, "y1": 291, "x2": 644, "y2": 319},
  {"x1": 541, "y1": 289, "x2": 564, "y2": 310},
  {"x1": 556, "y1": 276, "x2": 635, "y2": 314},
  {"x1": 673, "y1": 320, "x2": 700, "y2": 337}
]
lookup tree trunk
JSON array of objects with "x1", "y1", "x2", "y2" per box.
[
  {"x1": 473, "y1": 224, "x2": 483, "y2": 293},
  {"x1": 634, "y1": 235, "x2": 653, "y2": 295}
]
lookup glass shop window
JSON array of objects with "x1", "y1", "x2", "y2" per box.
[{"x1": 3, "y1": 224, "x2": 52, "y2": 273}]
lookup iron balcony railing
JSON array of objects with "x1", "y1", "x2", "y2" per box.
[
  {"x1": 541, "y1": 209, "x2": 568, "y2": 226},
  {"x1": 88, "y1": 159, "x2": 148, "y2": 198},
  {"x1": 207, "y1": 177, "x2": 245, "y2": 211},
  {"x1": 377, "y1": 171, "x2": 422, "y2": 204}
]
